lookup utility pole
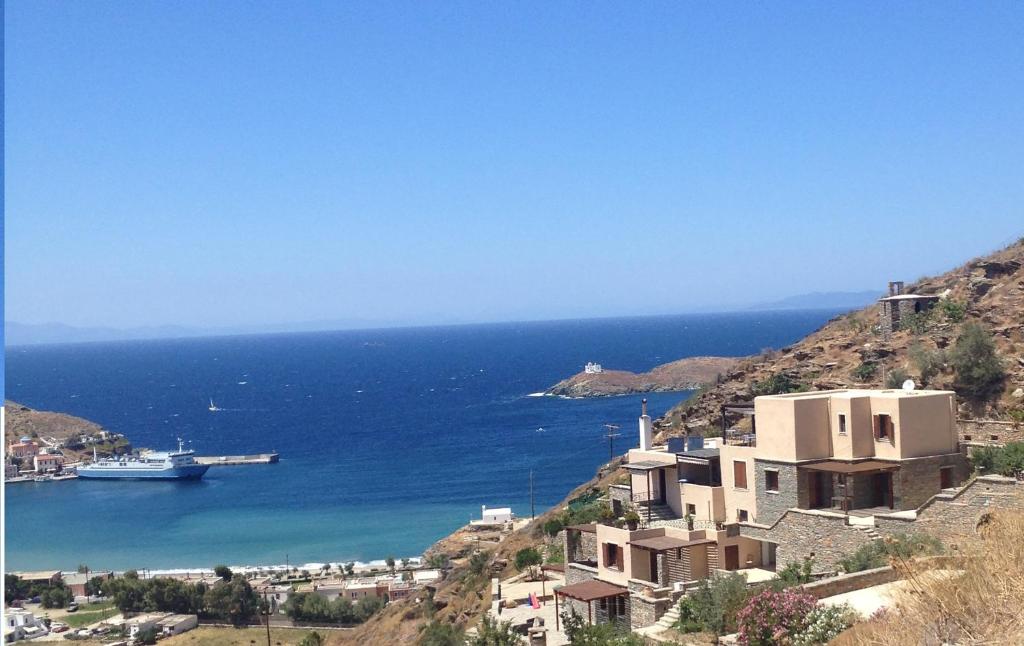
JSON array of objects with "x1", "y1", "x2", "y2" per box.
[
  {"x1": 604, "y1": 424, "x2": 621, "y2": 462},
  {"x1": 263, "y1": 589, "x2": 271, "y2": 646},
  {"x1": 529, "y1": 469, "x2": 535, "y2": 520}
]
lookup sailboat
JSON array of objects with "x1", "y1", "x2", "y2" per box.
[{"x1": 208, "y1": 398, "x2": 221, "y2": 412}]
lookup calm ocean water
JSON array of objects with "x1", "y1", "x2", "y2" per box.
[{"x1": 4, "y1": 311, "x2": 840, "y2": 571}]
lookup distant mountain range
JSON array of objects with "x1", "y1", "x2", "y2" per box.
[
  {"x1": 4, "y1": 290, "x2": 881, "y2": 347},
  {"x1": 747, "y1": 290, "x2": 881, "y2": 312},
  {"x1": 3, "y1": 319, "x2": 406, "y2": 347}
]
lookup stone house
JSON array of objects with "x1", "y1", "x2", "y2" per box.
[
  {"x1": 583, "y1": 387, "x2": 973, "y2": 631},
  {"x1": 878, "y1": 281, "x2": 939, "y2": 336}
]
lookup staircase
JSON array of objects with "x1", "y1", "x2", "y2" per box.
[
  {"x1": 640, "y1": 503, "x2": 678, "y2": 523},
  {"x1": 853, "y1": 524, "x2": 882, "y2": 541},
  {"x1": 654, "y1": 602, "x2": 681, "y2": 630}
]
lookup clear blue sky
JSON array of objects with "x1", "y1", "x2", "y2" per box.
[{"x1": 5, "y1": 2, "x2": 1023, "y2": 328}]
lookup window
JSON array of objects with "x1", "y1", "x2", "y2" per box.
[
  {"x1": 738, "y1": 509, "x2": 749, "y2": 522},
  {"x1": 686, "y1": 503, "x2": 696, "y2": 516},
  {"x1": 838, "y1": 414, "x2": 847, "y2": 435},
  {"x1": 990, "y1": 434, "x2": 999, "y2": 442},
  {"x1": 963, "y1": 435, "x2": 972, "y2": 441},
  {"x1": 733, "y1": 460, "x2": 747, "y2": 489},
  {"x1": 874, "y1": 414, "x2": 894, "y2": 442},
  {"x1": 765, "y1": 470, "x2": 779, "y2": 492},
  {"x1": 604, "y1": 543, "x2": 623, "y2": 570}
]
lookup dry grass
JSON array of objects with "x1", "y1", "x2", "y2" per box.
[{"x1": 836, "y1": 512, "x2": 1024, "y2": 645}]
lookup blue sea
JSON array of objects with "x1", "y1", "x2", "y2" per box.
[{"x1": 4, "y1": 311, "x2": 840, "y2": 571}]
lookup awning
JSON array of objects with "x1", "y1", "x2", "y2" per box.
[
  {"x1": 802, "y1": 460, "x2": 899, "y2": 474},
  {"x1": 626, "y1": 460, "x2": 674, "y2": 471},
  {"x1": 629, "y1": 536, "x2": 715, "y2": 552},
  {"x1": 677, "y1": 449, "x2": 720, "y2": 466},
  {"x1": 555, "y1": 579, "x2": 628, "y2": 602}
]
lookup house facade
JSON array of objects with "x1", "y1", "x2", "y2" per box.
[{"x1": 566, "y1": 387, "x2": 970, "y2": 631}]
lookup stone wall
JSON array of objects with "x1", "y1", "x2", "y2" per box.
[
  {"x1": 958, "y1": 419, "x2": 1024, "y2": 447},
  {"x1": 875, "y1": 475, "x2": 1024, "y2": 547},
  {"x1": 896, "y1": 453, "x2": 971, "y2": 510},
  {"x1": 627, "y1": 580, "x2": 670, "y2": 630},
  {"x1": 564, "y1": 563, "x2": 598, "y2": 586},
  {"x1": 753, "y1": 460, "x2": 799, "y2": 525},
  {"x1": 564, "y1": 529, "x2": 598, "y2": 565},
  {"x1": 608, "y1": 485, "x2": 632, "y2": 516},
  {"x1": 799, "y1": 566, "x2": 898, "y2": 599},
  {"x1": 740, "y1": 510, "x2": 875, "y2": 570}
]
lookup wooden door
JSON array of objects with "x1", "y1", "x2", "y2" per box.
[{"x1": 724, "y1": 545, "x2": 740, "y2": 570}]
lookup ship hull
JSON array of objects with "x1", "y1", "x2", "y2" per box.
[{"x1": 76, "y1": 465, "x2": 210, "y2": 480}]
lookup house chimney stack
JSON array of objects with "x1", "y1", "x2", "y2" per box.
[
  {"x1": 639, "y1": 398, "x2": 653, "y2": 450},
  {"x1": 888, "y1": 281, "x2": 904, "y2": 297}
]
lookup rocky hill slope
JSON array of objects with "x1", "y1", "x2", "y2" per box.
[
  {"x1": 4, "y1": 400, "x2": 130, "y2": 461},
  {"x1": 658, "y1": 239, "x2": 1024, "y2": 441},
  {"x1": 546, "y1": 356, "x2": 740, "y2": 397}
]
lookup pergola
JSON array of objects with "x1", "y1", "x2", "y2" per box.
[{"x1": 554, "y1": 579, "x2": 629, "y2": 630}]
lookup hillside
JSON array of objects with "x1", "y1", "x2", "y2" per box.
[
  {"x1": 4, "y1": 400, "x2": 131, "y2": 462},
  {"x1": 659, "y1": 239, "x2": 1024, "y2": 439},
  {"x1": 546, "y1": 356, "x2": 740, "y2": 397},
  {"x1": 343, "y1": 238, "x2": 1024, "y2": 644}
]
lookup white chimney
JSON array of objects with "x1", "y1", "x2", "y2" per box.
[{"x1": 639, "y1": 398, "x2": 653, "y2": 450}]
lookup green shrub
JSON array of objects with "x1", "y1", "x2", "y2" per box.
[
  {"x1": 939, "y1": 299, "x2": 967, "y2": 323},
  {"x1": 469, "y1": 615, "x2": 520, "y2": 646},
  {"x1": 751, "y1": 373, "x2": 804, "y2": 396},
  {"x1": 885, "y1": 368, "x2": 910, "y2": 389},
  {"x1": 971, "y1": 445, "x2": 999, "y2": 473},
  {"x1": 909, "y1": 342, "x2": 945, "y2": 385},
  {"x1": 687, "y1": 572, "x2": 752, "y2": 635},
  {"x1": 975, "y1": 442, "x2": 1024, "y2": 477},
  {"x1": 951, "y1": 323, "x2": 1005, "y2": 400},
  {"x1": 545, "y1": 543, "x2": 564, "y2": 564},
  {"x1": 853, "y1": 362, "x2": 878, "y2": 382},
  {"x1": 542, "y1": 518, "x2": 564, "y2": 537},
  {"x1": 419, "y1": 619, "x2": 464, "y2": 646},
  {"x1": 900, "y1": 310, "x2": 932, "y2": 335},
  {"x1": 514, "y1": 547, "x2": 542, "y2": 573},
  {"x1": 839, "y1": 533, "x2": 944, "y2": 573},
  {"x1": 773, "y1": 557, "x2": 814, "y2": 588}
]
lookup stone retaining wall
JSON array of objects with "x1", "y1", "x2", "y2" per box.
[
  {"x1": 875, "y1": 475, "x2": 1024, "y2": 546},
  {"x1": 799, "y1": 566, "x2": 898, "y2": 599},
  {"x1": 627, "y1": 579, "x2": 671, "y2": 630},
  {"x1": 958, "y1": 419, "x2": 1024, "y2": 447},
  {"x1": 740, "y1": 510, "x2": 874, "y2": 570}
]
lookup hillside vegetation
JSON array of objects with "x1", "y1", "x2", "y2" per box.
[{"x1": 659, "y1": 238, "x2": 1024, "y2": 440}]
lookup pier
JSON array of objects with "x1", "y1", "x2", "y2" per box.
[{"x1": 194, "y1": 453, "x2": 280, "y2": 466}]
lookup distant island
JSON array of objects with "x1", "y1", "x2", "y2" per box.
[{"x1": 546, "y1": 356, "x2": 742, "y2": 397}]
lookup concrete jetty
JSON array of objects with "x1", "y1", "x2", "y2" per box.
[{"x1": 195, "y1": 453, "x2": 279, "y2": 466}]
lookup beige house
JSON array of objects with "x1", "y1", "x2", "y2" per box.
[{"x1": 570, "y1": 387, "x2": 969, "y2": 631}]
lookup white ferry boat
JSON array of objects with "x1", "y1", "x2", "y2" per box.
[{"x1": 77, "y1": 439, "x2": 209, "y2": 480}]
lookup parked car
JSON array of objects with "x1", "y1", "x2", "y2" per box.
[
  {"x1": 30, "y1": 596, "x2": 42, "y2": 604},
  {"x1": 51, "y1": 622, "x2": 69, "y2": 633},
  {"x1": 66, "y1": 602, "x2": 79, "y2": 612}
]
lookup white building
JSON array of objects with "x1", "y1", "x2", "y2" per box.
[
  {"x1": 413, "y1": 569, "x2": 442, "y2": 585},
  {"x1": 125, "y1": 613, "x2": 170, "y2": 638},
  {"x1": 480, "y1": 505, "x2": 513, "y2": 524},
  {"x1": 156, "y1": 615, "x2": 198, "y2": 636},
  {"x1": 584, "y1": 362, "x2": 603, "y2": 374},
  {"x1": 4, "y1": 608, "x2": 49, "y2": 642}
]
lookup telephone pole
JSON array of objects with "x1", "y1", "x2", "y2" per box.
[
  {"x1": 604, "y1": 424, "x2": 621, "y2": 462},
  {"x1": 263, "y1": 589, "x2": 271, "y2": 646}
]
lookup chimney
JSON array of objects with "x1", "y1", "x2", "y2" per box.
[
  {"x1": 888, "y1": 281, "x2": 904, "y2": 297},
  {"x1": 639, "y1": 398, "x2": 653, "y2": 450}
]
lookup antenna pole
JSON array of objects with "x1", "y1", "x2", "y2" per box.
[
  {"x1": 263, "y1": 589, "x2": 271, "y2": 646},
  {"x1": 604, "y1": 424, "x2": 621, "y2": 462}
]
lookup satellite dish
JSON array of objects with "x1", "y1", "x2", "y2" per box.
[{"x1": 902, "y1": 379, "x2": 916, "y2": 392}]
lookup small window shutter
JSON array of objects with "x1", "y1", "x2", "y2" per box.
[
  {"x1": 889, "y1": 417, "x2": 895, "y2": 443},
  {"x1": 734, "y1": 461, "x2": 747, "y2": 488},
  {"x1": 872, "y1": 415, "x2": 880, "y2": 439}
]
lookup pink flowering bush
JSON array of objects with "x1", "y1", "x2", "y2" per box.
[{"x1": 736, "y1": 588, "x2": 817, "y2": 646}]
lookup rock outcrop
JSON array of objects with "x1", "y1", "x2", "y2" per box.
[{"x1": 546, "y1": 356, "x2": 741, "y2": 397}]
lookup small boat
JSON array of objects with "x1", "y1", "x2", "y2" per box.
[
  {"x1": 535, "y1": 427, "x2": 546, "y2": 433},
  {"x1": 208, "y1": 398, "x2": 221, "y2": 412},
  {"x1": 34, "y1": 474, "x2": 52, "y2": 482}
]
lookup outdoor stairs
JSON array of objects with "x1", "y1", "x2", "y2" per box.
[
  {"x1": 654, "y1": 602, "x2": 681, "y2": 630},
  {"x1": 642, "y1": 503, "x2": 678, "y2": 523},
  {"x1": 853, "y1": 524, "x2": 882, "y2": 541}
]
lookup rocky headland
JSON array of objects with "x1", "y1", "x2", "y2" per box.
[{"x1": 545, "y1": 355, "x2": 741, "y2": 397}]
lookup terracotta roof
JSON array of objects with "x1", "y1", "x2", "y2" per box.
[
  {"x1": 555, "y1": 579, "x2": 628, "y2": 602},
  {"x1": 629, "y1": 536, "x2": 716, "y2": 551},
  {"x1": 802, "y1": 460, "x2": 899, "y2": 474}
]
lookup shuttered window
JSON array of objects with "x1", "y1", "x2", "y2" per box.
[
  {"x1": 874, "y1": 414, "x2": 894, "y2": 442},
  {"x1": 733, "y1": 460, "x2": 747, "y2": 489}
]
